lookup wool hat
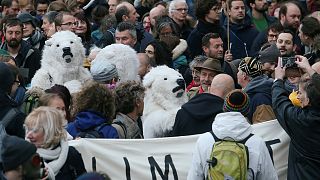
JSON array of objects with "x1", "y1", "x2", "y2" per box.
[
  {"x1": 17, "y1": 12, "x2": 38, "y2": 28},
  {"x1": 239, "y1": 57, "x2": 262, "y2": 78},
  {"x1": 0, "y1": 62, "x2": 14, "y2": 94},
  {"x1": 259, "y1": 43, "x2": 281, "y2": 64},
  {"x1": 223, "y1": 89, "x2": 250, "y2": 117},
  {"x1": 90, "y1": 60, "x2": 118, "y2": 83},
  {"x1": 1, "y1": 135, "x2": 37, "y2": 171},
  {"x1": 194, "y1": 58, "x2": 223, "y2": 73}
]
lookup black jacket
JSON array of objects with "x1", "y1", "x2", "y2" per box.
[
  {"x1": 0, "y1": 94, "x2": 25, "y2": 138},
  {"x1": 187, "y1": 20, "x2": 226, "y2": 58},
  {"x1": 272, "y1": 78, "x2": 320, "y2": 179},
  {"x1": 172, "y1": 93, "x2": 223, "y2": 136},
  {"x1": 223, "y1": 16, "x2": 259, "y2": 59},
  {"x1": 1, "y1": 40, "x2": 41, "y2": 84},
  {"x1": 54, "y1": 146, "x2": 86, "y2": 179}
]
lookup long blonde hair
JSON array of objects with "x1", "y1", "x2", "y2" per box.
[{"x1": 25, "y1": 106, "x2": 67, "y2": 149}]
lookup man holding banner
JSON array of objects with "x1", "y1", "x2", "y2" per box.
[{"x1": 273, "y1": 55, "x2": 320, "y2": 179}]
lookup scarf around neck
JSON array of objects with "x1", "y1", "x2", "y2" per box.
[{"x1": 37, "y1": 140, "x2": 69, "y2": 180}]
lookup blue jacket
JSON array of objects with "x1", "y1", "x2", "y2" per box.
[
  {"x1": 67, "y1": 110, "x2": 119, "y2": 139},
  {"x1": 244, "y1": 75, "x2": 275, "y2": 124},
  {"x1": 223, "y1": 16, "x2": 259, "y2": 59}
]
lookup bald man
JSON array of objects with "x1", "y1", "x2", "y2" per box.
[
  {"x1": 172, "y1": 74, "x2": 234, "y2": 137},
  {"x1": 137, "y1": 53, "x2": 153, "y2": 79}
]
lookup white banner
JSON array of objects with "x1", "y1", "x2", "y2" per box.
[{"x1": 69, "y1": 120, "x2": 290, "y2": 180}]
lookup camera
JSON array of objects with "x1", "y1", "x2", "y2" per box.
[{"x1": 282, "y1": 57, "x2": 297, "y2": 68}]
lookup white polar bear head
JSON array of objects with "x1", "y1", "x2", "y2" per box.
[
  {"x1": 42, "y1": 31, "x2": 85, "y2": 68},
  {"x1": 93, "y1": 44, "x2": 140, "y2": 83},
  {"x1": 143, "y1": 65, "x2": 187, "y2": 108}
]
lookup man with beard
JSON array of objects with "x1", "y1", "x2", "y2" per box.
[
  {"x1": 224, "y1": 0, "x2": 259, "y2": 59},
  {"x1": 202, "y1": 33, "x2": 239, "y2": 87},
  {"x1": 276, "y1": 30, "x2": 296, "y2": 57},
  {"x1": 279, "y1": 1, "x2": 304, "y2": 55},
  {"x1": 247, "y1": 0, "x2": 276, "y2": 32},
  {"x1": 0, "y1": 18, "x2": 41, "y2": 84}
]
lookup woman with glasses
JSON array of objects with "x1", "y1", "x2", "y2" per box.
[
  {"x1": 187, "y1": 0, "x2": 225, "y2": 58},
  {"x1": 25, "y1": 106, "x2": 86, "y2": 179}
]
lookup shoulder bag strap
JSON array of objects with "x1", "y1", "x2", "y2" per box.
[{"x1": 0, "y1": 108, "x2": 19, "y2": 127}]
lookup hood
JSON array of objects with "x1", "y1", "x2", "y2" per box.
[
  {"x1": 244, "y1": 75, "x2": 273, "y2": 95},
  {"x1": 197, "y1": 20, "x2": 222, "y2": 34},
  {"x1": 74, "y1": 110, "x2": 107, "y2": 130},
  {"x1": 224, "y1": 15, "x2": 253, "y2": 31},
  {"x1": 172, "y1": 39, "x2": 187, "y2": 60},
  {"x1": 212, "y1": 112, "x2": 252, "y2": 141},
  {"x1": 181, "y1": 93, "x2": 223, "y2": 121}
]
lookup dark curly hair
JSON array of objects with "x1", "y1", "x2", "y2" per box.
[
  {"x1": 115, "y1": 81, "x2": 145, "y2": 114},
  {"x1": 72, "y1": 81, "x2": 116, "y2": 120},
  {"x1": 195, "y1": 0, "x2": 220, "y2": 21}
]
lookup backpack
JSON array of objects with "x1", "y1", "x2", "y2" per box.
[
  {"x1": 76, "y1": 123, "x2": 109, "y2": 138},
  {"x1": 207, "y1": 131, "x2": 253, "y2": 180},
  {"x1": 112, "y1": 121, "x2": 127, "y2": 139},
  {"x1": 0, "y1": 108, "x2": 20, "y2": 168},
  {"x1": 21, "y1": 94, "x2": 40, "y2": 115}
]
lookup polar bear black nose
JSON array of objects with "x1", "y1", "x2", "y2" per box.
[
  {"x1": 176, "y1": 79, "x2": 185, "y2": 87},
  {"x1": 62, "y1": 47, "x2": 71, "y2": 53}
]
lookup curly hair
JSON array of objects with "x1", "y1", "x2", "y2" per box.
[
  {"x1": 115, "y1": 81, "x2": 145, "y2": 114},
  {"x1": 72, "y1": 81, "x2": 116, "y2": 120}
]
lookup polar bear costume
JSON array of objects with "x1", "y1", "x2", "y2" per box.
[
  {"x1": 31, "y1": 31, "x2": 92, "y2": 93},
  {"x1": 93, "y1": 44, "x2": 140, "y2": 83},
  {"x1": 142, "y1": 65, "x2": 187, "y2": 138}
]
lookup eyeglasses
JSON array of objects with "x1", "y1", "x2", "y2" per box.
[
  {"x1": 174, "y1": 8, "x2": 188, "y2": 12},
  {"x1": 24, "y1": 125, "x2": 42, "y2": 134},
  {"x1": 14, "y1": 80, "x2": 20, "y2": 86},
  {"x1": 210, "y1": 5, "x2": 222, "y2": 13},
  {"x1": 61, "y1": 21, "x2": 78, "y2": 26}
]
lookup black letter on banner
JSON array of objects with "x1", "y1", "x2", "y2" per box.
[
  {"x1": 123, "y1": 157, "x2": 131, "y2": 180},
  {"x1": 148, "y1": 154, "x2": 178, "y2": 180},
  {"x1": 265, "y1": 139, "x2": 281, "y2": 164}
]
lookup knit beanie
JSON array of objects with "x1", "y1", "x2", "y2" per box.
[
  {"x1": 223, "y1": 89, "x2": 250, "y2": 117},
  {"x1": 0, "y1": 62, "x2": 14, "y2": 94},
  {"x1": 259, "y1": 43, "x2": 281, "y2": 64},
  {"x1": 1, "y1": 135, "x2": 37, "y2": 171},
  {"x1": 17, "y1": 12, "x2": 38, "y2": 28},
  {"x1": 239, "y1": 57, "x2": 262, "y2": 78},
  {"x1": 90, "y1": 60, "x2": 118, "y2": 83}
]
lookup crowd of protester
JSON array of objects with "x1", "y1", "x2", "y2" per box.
[{"x1": 0, "y1": 0, "x2": 320, "y2": 179}]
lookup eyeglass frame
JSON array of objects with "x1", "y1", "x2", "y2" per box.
[
  {"x1": 210, "y1": 5, "x2": 222, "y2": 13},
  {"x1": 60, "y1": 21, "x2": 78, "y2": 27},
  {"x1": 173, "y1": 8, "x2": 188, "y2": 12}
]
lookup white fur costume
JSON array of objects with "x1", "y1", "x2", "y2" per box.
[
  {"x1": 31, "y1": 31, "x2": 92, "y2": 93},
  {"x1": 142, "y1": 66, "x2": 187, "y2": 138},
  {"x1": 93, "y1": 44, "x2": 140, "y2": 83}
]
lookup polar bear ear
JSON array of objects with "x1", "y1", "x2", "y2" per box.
[
  {"x1": 143, "y1": 74, "x2": 154, "y2": 88},
  {"x1": 45, "y1": 38, "x2": 53, "y2": 47}
]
